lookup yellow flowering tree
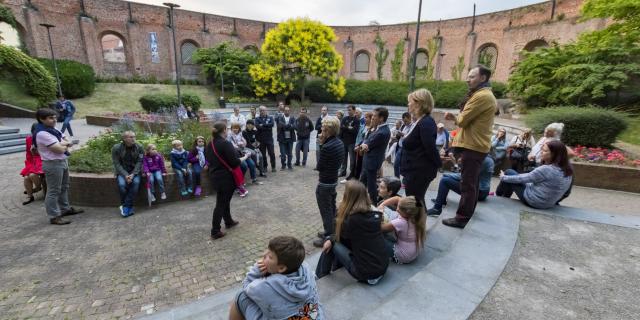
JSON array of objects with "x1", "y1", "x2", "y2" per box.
[{"x1": 249, "y1": 18, "x2": 346, "y2": 100}]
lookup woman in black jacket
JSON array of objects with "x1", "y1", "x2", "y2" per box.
[
  {"x1": 205, "y1": 121, "x2": 240, "y2": 239},
  {"x1": 400, "y1": 88, "x2": 442, "y2": 210},
  {"x1": 315, "y1": 180, "x2": 389, "y2": 285}
]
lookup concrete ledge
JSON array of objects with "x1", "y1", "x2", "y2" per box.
[
  {"x1": 0, "y1": 102, "x2": 36, "y2": 118},
  {"x1": 85, "y1": 115, "x2": 215, "y2": 132},
  {"x1": 572, "y1": 162, "x2": 640, "y2": 193},
  {"x1": 68, "y1": 171, "x2": 214, "y2": 207}
]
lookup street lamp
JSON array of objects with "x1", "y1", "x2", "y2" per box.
[
  {"x1": 39, "y1": 23, "x2": 63, "y2": 97},
  {"x1": 163, "y1": 2, "x2": 182, "y2": 108},
  {"x1": 409, "y1": 0, "x2": 423, "y2": 92}
]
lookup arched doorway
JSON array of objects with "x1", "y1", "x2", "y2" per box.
[{"x1": 100, "y1": 31, "x2": 130, "y2": 77}]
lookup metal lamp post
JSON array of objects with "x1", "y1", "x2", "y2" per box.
[
  {"x1": 409, "y1": 0, "x2": 423, "y2": 92},
  {"x1": 163, "y1": 2, "x2": 182, "y2": 108},
  {"x1": 39, "y1": 23, "x2": 63, "y2": 97}
]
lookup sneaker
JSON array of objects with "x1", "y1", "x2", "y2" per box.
[
  {"x1": 187, "y1": 187, "x2": 193, "y2": 194},
  {"x1": 239, "y1": 190, "x2": 249, "y2": 198},
  {"x1": 367, "y1": 275, "x2": 384, "y2": 285},
  {"x1": 340, "y1": 179, "x2": 347, "y2": 184},
  {"x1": 119, "y1": 205, "x2": 125, "y2": 217},
  {"x1": 149, "y1": 193, "x2": 156, "y2": 202},
  {"x1": 160, "y1": 192, "x2": 167, "y2": 200},
  {"x1": 181, "y1": 190, "x2": 188, "y2": 196},
  {"x1": 128, "y1": 207, "x2": 135, "y2": 216},
  {"x1": 50, "y1": 217, "x2": 71, "y2": 225},
  {"x1": 427, "y1": 208, "x2": 442, "y2": 216},
  {"x1": 121, "y1": 206, "x2": 130, "y2": 218},
  {"x1": 194, "y1": 186, "x2": 202, "y2": 196}
]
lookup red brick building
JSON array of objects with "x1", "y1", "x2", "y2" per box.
[{"x1": 4, "y1": 0, "x2": 606, "y2": 82}]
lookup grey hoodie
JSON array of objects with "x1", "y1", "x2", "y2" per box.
[{"x1": 242, "y1": 262, "x2": 323, "y2": 320}]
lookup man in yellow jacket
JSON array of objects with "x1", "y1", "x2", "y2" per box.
[{"x1": 442, "y1": 65, "x2": 496, "y2": 228}]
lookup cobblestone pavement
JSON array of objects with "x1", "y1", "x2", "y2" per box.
[{"x1": 0, "y1": 152, "x2": 327, "y2": 319}]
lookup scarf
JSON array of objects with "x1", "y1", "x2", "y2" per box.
[
  {"x1": 457, "y1": 81, "x2": 491, "y2": 112},
  {"x1": 33, "y1": 123, "x2": 70, "y2": 156},
  {"x1": 196, "y1": 146, "x2": 206, "y2": 167}
]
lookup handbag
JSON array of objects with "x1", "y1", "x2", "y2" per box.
[{"x1": 211, "y1": 141, "x2": 245, "y2": 187}]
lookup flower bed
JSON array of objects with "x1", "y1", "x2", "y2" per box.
[{"x1": 572, "y1": 145, "x2": 640, "y2": 168}]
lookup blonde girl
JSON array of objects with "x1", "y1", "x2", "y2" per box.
[{"x1": 381, "y1": 196, "x2": 426, "y2": 264}]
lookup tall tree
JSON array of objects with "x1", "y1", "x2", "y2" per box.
[
  {"x1": 249, "y1": 18, "x2": 345, "y2": 100},
  {"x1": 193, "y1": 41, "x2": 257, "y2": 96}
]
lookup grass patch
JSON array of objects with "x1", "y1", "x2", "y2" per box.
[
  {"x1": 619, "y1": 117, "x2": 640, "y2": 146},
  {"x1": 73, "y1": 83, "x2": 221, "y2": 118},
  {"x1": 0, "y1": 78, "x2": 41, "y2": 109}
]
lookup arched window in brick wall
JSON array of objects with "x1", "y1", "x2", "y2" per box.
[
  {"x1": 523, "y1": 39, "x2": 549, "y2": 52},
  {"x1": 101, "y1": 33, "x2": 126, "y2": 63},
  {"x1": 415, "y1": 49, "x2": 429, "y2": 70},
  {"x1": 354, "y1": 51, "x2": 370, "y2": 73},
  {"x1": 476, "y1": 44, "x2": 498, "y2": 71},
  {"x1": 181, "y1": 40, "x2": 199, "y2": 65}
]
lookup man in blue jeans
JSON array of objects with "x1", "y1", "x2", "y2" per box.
[
  {"x1": 427, "y1": 156, "x2": 494, "y2": 216},
  {"x1": 276, "y1": 106, "x2": 296, "y2": 170},
  {"x1": 56, "y1": 95, "x2": 76, "y2": 138},
  {"x1": 111, "y1": 131, "x2": 144, "y2": 217}
]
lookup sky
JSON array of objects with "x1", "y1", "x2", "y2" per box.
[{"x1": 127, "y1": 0, "x2": 546, "y2": 26}]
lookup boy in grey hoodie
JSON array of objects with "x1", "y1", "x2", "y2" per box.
[{"x1": 230, "y1": 236, "x2": 323, "y2": 320}]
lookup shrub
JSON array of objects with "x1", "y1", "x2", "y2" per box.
[
  {"x1": 38, "y1": 58, "x2": 96, "y2": 98},
  {"x1": 0, "y1": 44, "x2": 56, "y2": 105},
  {"x1": 305, "y1": 79, "x2": 477, "y2": 109},
  {"x1": 524, "y1": 106, "x2": 629, "y2": 147},
  {"x1": 139, "y1": 93, "x2": 202, "y2": 113}
]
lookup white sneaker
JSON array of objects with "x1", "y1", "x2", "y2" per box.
[
  {"x1": 160, "y1": 192, "x2": 167, "y2": 200},
  {"x1": 340, "y1": 179, "x2": 347, "y2": 184},
  {"x1": 239, "y1": 190, "x2": 249, "y2": 198},
  {"x1": 149, "y1": 193, "x2": 156, "y2": 202}
]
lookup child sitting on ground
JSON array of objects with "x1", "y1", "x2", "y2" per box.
[
  {"x1": 376, "y1": 176, "x2": 402, "y2": 222},
  {"x1": 143, "y1": 143, "x2": 167, "y2": 202},
  {"x1": 381, "y1": 196, "x2": 426, "y2": 264},
  {"x1": 187, "y1": 136, "x2": 208, "y2": 197},
  {"x1": 229, "y1": 236, "x2": 323, "y2": 320},
  {"x1": 170, "y1": 139, "x2": 194, "y2": 196}
]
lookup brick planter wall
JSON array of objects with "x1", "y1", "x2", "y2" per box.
[
  {"x1": 85, "y1": 115, "x2": 215, "y2": 131},
  {"x1": 69, "y1": 171, "x2": 215, "y2": 207},
  {"x1": 572, "y1": 162, "x2": 640, "y2": 193}
]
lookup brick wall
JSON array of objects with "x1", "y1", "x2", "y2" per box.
[{"x1": 5, "y1": 0, "x2": 604, "y2": 83}]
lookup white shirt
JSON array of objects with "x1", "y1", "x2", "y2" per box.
[{"x1": 228, "y1": 113, "x2": 246, "y2": 130}]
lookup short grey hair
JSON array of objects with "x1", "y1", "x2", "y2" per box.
[
  {"x1": 321, "y1": 116, "x2": 340, "y2": 137},
  {"x1": 121, "y1": 131, "x2": 136, "y2": 139},
  {"x1": 355, "y1": 107, "x2": 363, "y2": 113},
  {"x1": 259, "y1": 105, "x2": 267, "y2": 111},
  {"x1": 545, "y1": 122, "x2": 564, "y2": 139}
]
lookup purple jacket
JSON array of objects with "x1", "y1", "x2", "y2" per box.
[
  {"x1": 188, "y1": 149, "x2": 209, "y2": 167},
  {"x1": 143, "y1": 154, "x2": 167, "y2": 174}
]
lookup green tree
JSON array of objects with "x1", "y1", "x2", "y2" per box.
[
  {"x1": 508, "y1": 0, "x2": 640, "y2": 108},
  {"x1": 450, "y1": 55, "x2": 465, "y2": 81},
  {"x1": 374, "y1": 33, "x2": 389, "y2": 80},
  {"x1": 193, "y1": 41, "x2": 258, "y2": 96},
  {"x1": 390, "y1": 39, "x2": 405, "y2": 81},
  {"x1": 249, "y1": 18, "x2": 345, "y2": 100}
]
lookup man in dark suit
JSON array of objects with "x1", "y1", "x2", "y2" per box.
[
  {"x1": 339, "y1": 105, "x2": 360, "y2": 179},
  {"x1": 276, "y1": 106, "x2": 297, "y2": 170},
  {"x1": 358, "y1": 107, "x2": 391, "y2": 202},
  {"x1": 255, "y1": 106, "x2": 277, "y2": 173}
]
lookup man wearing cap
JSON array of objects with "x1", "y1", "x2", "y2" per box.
[{"x1": 435, "y1": 122, "x2": 450, "y2": 152}]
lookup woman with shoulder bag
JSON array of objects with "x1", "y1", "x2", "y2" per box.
[{"x1": 508, "y1": 128, "x2": 535, "y2": 172}]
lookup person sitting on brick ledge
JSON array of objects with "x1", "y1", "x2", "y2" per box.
[{"x1": 111, "y1": 131, "x2": 144, "y2": 218}]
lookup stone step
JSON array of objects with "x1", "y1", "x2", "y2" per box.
[
  {"x1": 0, "y1": 145, "x2": 25, "y2": 155},
  {"x1": 0, "y1": 138, "x2": 26, "y2": 148},
  {"x1": 0, "y1": 132, "x2": 28, "y2": 141},
  {"x1": 0, "y1": 127, "x2": 20, "y2": 135}
]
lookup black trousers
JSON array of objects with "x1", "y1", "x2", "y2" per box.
[
  {"x1": 404, "y1": 170, "x2": 436, "y2": 210},
  {"x1": 211, "y1": 182, "x2": 235, "y2": 235},
  {"x1": 316, "y1": 183, "x2": 337, "y2": 236},
  {"x1": 258, "y1": 142, "x2": 276, "y2": 170},
  {"x1": 360, "y1": 166, "x2": 379, "y2": 203}
]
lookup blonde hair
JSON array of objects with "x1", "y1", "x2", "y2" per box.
[
  {"x1": 408, "y1": 88, "x2": 434, "y2": 115},
  {"x1": 230, "y1": 122, "x2": 242, "y2": 131},
  {"x1": 321, "y1": 116, "x2": 341, "y2": 137},
  {"x1": 145, "y1": 143, "x2": 156, "y2": 155},
  {"x1": 397, "y1": 196, "x2": 427, "y2": 248},
  {"x1": 335, "y1": 180, "x2": 372, "y2": 242},
  {"x1": 171, "y1": 140, "x2": 183, "y2": 148}
]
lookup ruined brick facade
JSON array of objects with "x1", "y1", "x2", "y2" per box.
[{"x1": 4, "y1": 0, "x2": 606, "y2": 82}]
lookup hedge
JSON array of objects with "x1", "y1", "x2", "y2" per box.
[
  {"x1": 0, "y1": 44, "x2": 56, "y2": 105},
  {"x1": 38, "y1": 58, "x2": 96, "y2": 99},
  {"x1": 139, "y1": 93, "x2": 202, "y2": 113},
  {"x1": 304, "y1": 79, "x2": 506, "y2": 108},
  {"x1": 524, "y1": 106, "x2": 629, "y2": 147}
]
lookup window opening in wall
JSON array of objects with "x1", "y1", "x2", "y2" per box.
[
  {"x1": 181, "y1": 41, "x2": 198, "y2": 65},
  {"x1": 101, "y1": 34, "x2": 126, "y2": 63},
  {"x1": 355, "y1": 51, "x2": 370, "y2": 73}
]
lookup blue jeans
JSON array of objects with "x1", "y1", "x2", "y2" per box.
[
  {"x1": 279, "y1": 141, "x2": 294, "y2": 168},
  {"x1": 147, "y1": 170, "x2": 165, "y2": 194},
  {"x1": 434, "y1": 174, "x2": 490, "y2": 211},
  {"x1": 240, "y1": 158, "x2": 257, "y2": 180},
  {"x1": 393, "y1": 147, "x2": 402, "y2": 178},
  {"x1": 60, "y1": 115, "x2": 74, "y2": 136},
  {"x1": 192, "y1": 163, "x2": 204, "y2": 187},
  {"x1": 117, "y1": 174, "x2": 141, "y2": 208},
  {"x1": 496, "y1": 169, "x2": 528, "y2": 205},
  {"x1": 316, "y1": 242, "x2": 362, "y2": 281},
  {"x1": 295, "y1": 138, "x2": 310, "y2": 165},
  {"x1": 173, "y1": 168, "x2": 193, "y2": 191}
]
